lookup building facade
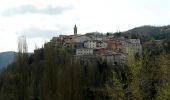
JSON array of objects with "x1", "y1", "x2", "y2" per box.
[
  {"x1": 84, "y1": 40, "x2": 97, "y2": 49},
  {"x1": 73, "y1": 35, "x2": 91, "y2": 43},
  {"x1": 76, "y1": 48, "x2": 93, "y2": 55}
]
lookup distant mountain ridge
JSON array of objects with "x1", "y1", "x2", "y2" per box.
[
  {"x1": 123, "y1": 25, "x2": 170, "y2": 36},
  {"x1": 0, "y1": 51, "x2": 16, "y2": 69},
  {"x1": 114, "y1": 25, "x2": 170, "y2": 44}
]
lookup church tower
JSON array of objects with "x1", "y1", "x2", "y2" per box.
[{"x1": 74, "y1": 24, "x2": 77, "y2": 35}]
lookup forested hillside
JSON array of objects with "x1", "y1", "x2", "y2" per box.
[
  {"x1": 121, "y1": 25, "x2": 170, "y2": 37},
  {"x1": 0, "y1": 39, "x2": 170, "y2": 100}
]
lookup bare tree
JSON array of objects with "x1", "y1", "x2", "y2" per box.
[{"x1": 18, "y1": 35, "x2": 28, "y2": 54}]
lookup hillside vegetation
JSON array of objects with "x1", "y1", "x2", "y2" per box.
[{"x1": 0, "y1": 25, "x2": 170, "y2": 100}]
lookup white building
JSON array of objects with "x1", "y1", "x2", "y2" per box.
[
  {"x1": 129, "y1": 39, "x2": 141, "y2": 44},
  {"x1": 84, "y1": 40, "x2": 97, "y2": 49},
  {"x1": 76, "y1": 48, "x2": 93, "y2": 55},
  {"x1": 96, "y1": 41, "x2": 107, "y2": 49},
  {"x1": 84, "y1": 40, "x2": 107, "y2": 49},
  {"x1": 73, "y1": 35, "x2": 91, "y2": 43}
]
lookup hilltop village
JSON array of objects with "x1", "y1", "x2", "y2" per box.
[{"x1": 45, "y1": 25, "x2": 142, "y2": 65}]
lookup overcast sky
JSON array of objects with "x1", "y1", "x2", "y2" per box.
[{"x1": 0, "y1": 0, "x2": 170, "y2": 52}]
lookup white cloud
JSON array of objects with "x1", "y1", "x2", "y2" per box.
[{"x1": 2, "y1": 4, "x2": 74, "y2": 17}]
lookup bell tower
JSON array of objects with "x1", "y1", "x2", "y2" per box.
[{"x1": 74, "y1": 24, "x2": 77, "y2": 35}]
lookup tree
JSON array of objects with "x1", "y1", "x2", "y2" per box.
[
  {"x1": 154, "y1": 53, "x2": 170, "y2": 100},
  {"x1": 124, "y1": 52, "x2": 143, "y2": 100},
  {"x1": 17, "y1": 36, "x2": 28, "y2": 54}
]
